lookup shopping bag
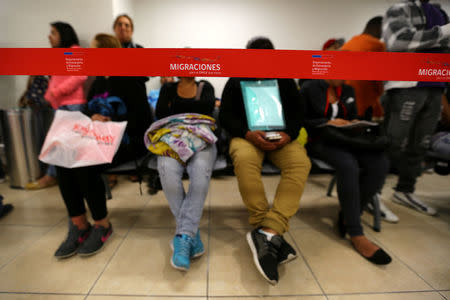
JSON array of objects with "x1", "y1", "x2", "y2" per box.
[{"x1": 39, "y1": 110, "x2": 127, "y2": 168}]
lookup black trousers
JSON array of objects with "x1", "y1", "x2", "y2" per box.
[
  {"x1": 309, "y1": 142, "x2": 389, "y2": 236},
  {"x1": 56, "y1": 166, "x2": 107, "y2": 221}
]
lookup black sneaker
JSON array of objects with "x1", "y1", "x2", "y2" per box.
[
  {"x1": 54, "y1": 221, "x2": 91, "y2": 259},
  {"x1": 78, "y1": 223, "x2": 113, "y2": 257},
  {"x1": 246, "y1": 229, "x2": 281, "y2": 285},
  {"x1": 277, "y1": 235, "x2": 297, "y2": 264},
  {"x1": 0, "y1": 204, "x2": 13, "y2": 219}
]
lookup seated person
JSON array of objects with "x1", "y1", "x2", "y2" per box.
[
  {"x1": 154, "y1": 76, "x2": 216, "y2": 271},
  {"x1": 301, "y1": 79, "x2": 391, "y2": 265},
  {"x1": 219, "y1": 37, "x2": 311, "y2": 285},
  {"x1": 53, "y1": 33, "x2": 152, "y2": 259}
]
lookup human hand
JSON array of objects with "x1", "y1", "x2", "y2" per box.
[
  {"x1": 272, "y1": 132, "x2": 291, "y2": 149},
  {"x1": 245, "y1": 130, "x2": 277, "y2": 151},
  {"x1": 91, "y1": 114, "x2": 111, "y2": 122},
  {"x1": 327, "y1": 118, "x2": 351, "y2": 126}
]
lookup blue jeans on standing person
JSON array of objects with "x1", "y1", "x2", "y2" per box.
[
  {"x1": 46, "y1": 104, "x2": 87, "y2": 178},
  {"x1": 157, "y1": 144, "x2": 217, "y2": 237}
]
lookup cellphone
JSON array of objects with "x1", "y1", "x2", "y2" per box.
[{"x1": 265, "y1": 131, "x2": 282, "y2": 141}]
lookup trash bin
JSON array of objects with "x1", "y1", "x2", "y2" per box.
[{"x1": 0, "y1": 108, "x2": 42, "y2": 188}]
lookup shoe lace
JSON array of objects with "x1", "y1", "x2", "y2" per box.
[
  {"x1": 178, "y1": 236, "x2": 192, "y2": 257},
  {"x1": 262, "y1": 238, "x2": 281, "y2": 259}
]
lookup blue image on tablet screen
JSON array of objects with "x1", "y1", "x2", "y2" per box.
[{"x1": 240, "y1": 80, "x2": 286, "y2": 131}]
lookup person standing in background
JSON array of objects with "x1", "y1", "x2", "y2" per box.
[
  {"x1": 25, "y1": 22, "x2": 85, "y2": 190},
  {"x1": 341, "y1": 16, "x2": 386, "y2": 120},
  {"x1": 383, "y1": 0, "x2": 450, "y2": 215},
  {"x1": 113, "y1": 14, "x2": 143, "y2": 48}
]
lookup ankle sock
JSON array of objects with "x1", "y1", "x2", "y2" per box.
[{"x1": 259, "y1": 229, "x2": 276, "y2": 241}]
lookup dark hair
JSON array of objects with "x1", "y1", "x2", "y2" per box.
[
  {"x1": 113, "y1": 14, "x2": 134, "y2": 31},
  {"x1": 364, "y1": 16, "x2": 383, "y2": 38},
  {"x1": 50, "y1": 22, "x2": 79, "y2": 48},
  {"x1": 246, "y1": 36, "x2": 275, "y2": 49}
]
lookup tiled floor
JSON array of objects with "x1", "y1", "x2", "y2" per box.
[{"x1": 0, "y1": 172, "x2": 449, "y2": 299}]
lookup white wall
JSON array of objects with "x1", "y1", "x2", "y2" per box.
[
  {"x1": 129, "y1": 0, "x2": 406, "y2": 95},
  {"x1": 1, "y1": 0, "x2": 450, "y2": 107},
  {"x1": 0, "y1": 0, "x2": 114, "y2": 109}
]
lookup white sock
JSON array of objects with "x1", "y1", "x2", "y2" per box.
[{"x1": 258, "y1": 229, "x2": 275, "y2": 241}]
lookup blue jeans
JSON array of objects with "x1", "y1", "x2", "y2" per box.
[
  {"x1": 157, "y1": 144, "x2": 217, "y2": 237},
  {"x1": 46, "y1": 104, "x2": 87, "y2": 178}
]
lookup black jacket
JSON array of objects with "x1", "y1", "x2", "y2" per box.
[
  {"x1": 155, "y1": 80, "x2": 215, "y2": 119},
  {"x1": 219, "y1": 78, "x2": 303, "y2": 140},
  {"x1": 87, "y1": 76, "x2": 152, "y2": 153},
  {"x1": 301, "y1": 80, "x2": 357, "y2": 138}
]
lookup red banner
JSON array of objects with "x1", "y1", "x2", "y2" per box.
[{"x1": 0, "y1": 48, "x2": 449, "y2": 81}]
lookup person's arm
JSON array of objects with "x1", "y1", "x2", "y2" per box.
[
  {"x1": 281, "y1": 79, "x2": 303, "y2": 141},
  {"x1": 219, "y1": 78, "x2": 248, "y2": 138},
  {"x1": 383, "y1": 3, "x2": 450, "y2": 52},
  {"x1": 155, "y1": 83, "x2": 173, "y2": 120},
  {"x1": 301, "y1": 82, "x2": 329, "y2": 129}
]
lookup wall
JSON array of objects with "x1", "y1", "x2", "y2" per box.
[
  {"x1": 132, "y1": 0, "x2": 449, "y2": 95},
  {"x1": 1, "y1": 0, "x2": 449, "y2": 107},
  {"x1": 0, "y1": 0, "x2": 114, "y2": 109}
]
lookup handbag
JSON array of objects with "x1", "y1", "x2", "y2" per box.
[
  {"x1": 39, "y1": 110, "x2": 127, "y2": 168},
  {"x1": 320, "y1": 123, "x2": 390, "y2": 151}
]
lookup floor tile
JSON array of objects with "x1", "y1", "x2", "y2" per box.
[
  {"x1": 0, "y1": 225, "x2": 49, "y2": 266},
  {"x1": 208, "y1": 228, "x2": 322, "y2": 297},
  {"x1": 328, "y1": 291, "x2": 443, "y2": 300},
  {"x1": 209, "y1": 297, "x2": 325, "y2": 300},
  {"x1": 88, "y1": 296, "x2": 206, "y2": 300},
  {"x1": 290, "y1": 228, "x2": 432, "y2": 294},
  {"x1": 0, "y1": 294, "x2": 84, "y2": 300},
  {"x1": 440, "y1": 291, "x2": 450, "y2": 299},
  {"x1": 0, "y1": 225, "x2": 127, "y2": 294},
  {"x1": 0, "y1": 186, "x2": 67, "y2": 226},
  {"x1": 91, "y1": 228, "x2": 207, "y2": 296},
  {"x1": 372, "y1": 225, "x2": 450, "y2": 290}
]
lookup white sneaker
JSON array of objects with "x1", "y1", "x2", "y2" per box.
[
  {"x1": 367, "y1": 194, "x2": 399, "y2": 223},
  {"x1": 392, "y1": 192, "x2": 437, "y2": 216}
]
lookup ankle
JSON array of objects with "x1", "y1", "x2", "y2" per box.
[
  {"x1": 261, "y1": 227, "x2": 279, "y2": 235},
  {"x1": 95, "y1": 218, "x2": 110, "y2": 228},
  {"x1": 71, "y1": 215, "x2": 89, "y2": 230}
]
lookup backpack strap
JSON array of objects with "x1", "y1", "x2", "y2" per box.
[{"x1": 195, "y1": 81, "x2": 205, "y2": 101}]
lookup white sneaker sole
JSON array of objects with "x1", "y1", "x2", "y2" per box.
[
  {"x1": 246, "y1": 232, "x2": 277, "y2": 285},
  {"x1": 392, "y1": 194, "x2": 437, "y2": 216},
  {"x1": 279, "y1": 253, "x2": 297, "y2": 265}
]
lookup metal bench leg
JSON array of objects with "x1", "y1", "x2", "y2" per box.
[
  {"x1": 327, "y1": 175, "x2": 337, "y2": 197},
  {"x1": 102, "y1": 174, "x2": 112, "y2": 200},
  {"x1": 372, "y1": 195, "x2": 381, "y2": 232}
]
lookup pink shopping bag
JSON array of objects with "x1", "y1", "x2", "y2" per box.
[{"x1": 39, "y1": 110, "x2": 127, "y2": 168}]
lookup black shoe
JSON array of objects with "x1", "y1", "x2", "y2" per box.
[
  {"x1": 54, "y1": 221, "x2": 91, "y2": 259},
  {"x1": 337, "y1": 211, "x2": 346, "y2": 238},
  {"x1": 363, "y1": 248, "x2": 392, "y2": 265},
  {"x1": 78, "y1": 223, "x2": 113, "y2": 257},
  {"x1": 246, "y1": 229, "x2": 281, "y2": 285},
  {"x1": 0, "y1": 204, "x2": 13, "y2": 218},
  {"x1": 277, "y1": 235, "x2": 297, "y2": 265}
]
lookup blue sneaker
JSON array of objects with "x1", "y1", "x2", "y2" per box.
[
  {"x1": 191, "y1": 230, "x2": 205, "y2": 258},
  {"x1": 171, "y1": 234, "x2": 193, "y2": 271}
]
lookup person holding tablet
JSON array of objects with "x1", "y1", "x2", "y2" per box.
[{"x1": 219, "y1": 37, "x2": 311, "y2": 285}]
